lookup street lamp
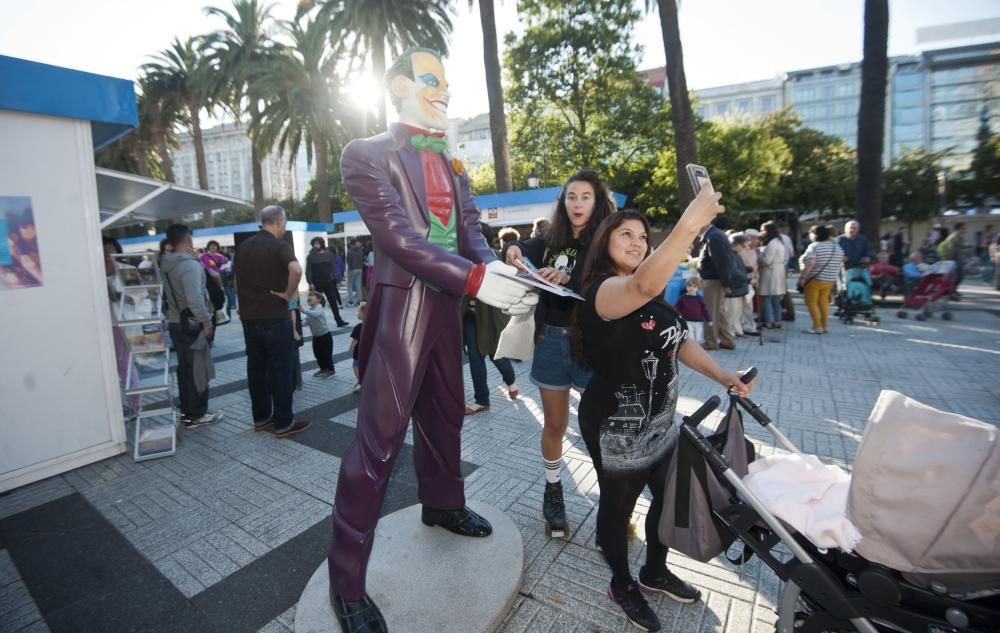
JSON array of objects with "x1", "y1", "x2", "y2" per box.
[{"x1": 527, "y1": 167, "x2": 539, "y2": 189}]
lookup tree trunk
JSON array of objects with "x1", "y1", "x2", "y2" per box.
[
  {"x1": 154, "y1": 130, "x2": 175, "y2": 182},
  {"x1": 315, "y1": 138, "x2": 331, "y2": 223},
  {"x1": 251, "y1": 143, "x2": 265, "y2": 211},
  {"x1": 856, "y1": 0, "x2": 889, "y2": 243},
  {"x1": 372, "y1": 33, "x2": 388, "y2": 132},
  {"x1": 251, "y1": 103, "x2": 265, "y2": 211},
  {"x1": 657, "y1": 0, "x2": 699, "y2": 210},
  {"x1": 189, "y1": 101, "x2": 213, "y2": 227},
  {"x1": 479, "y1": 0, "x2": 513, "y2": 193}
]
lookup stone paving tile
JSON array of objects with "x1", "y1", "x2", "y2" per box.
[
  {"x1": 2, "y1": 284, "x2": 998, "y2": 632},
  {"x1": 0, "y1": 551, "x2": 50, "y2": 633}
]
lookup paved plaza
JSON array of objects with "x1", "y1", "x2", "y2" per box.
[{"x1": 2, "y1": 280, "x2": 998, "y2": 633}]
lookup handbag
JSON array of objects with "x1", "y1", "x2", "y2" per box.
[
  {"x1": 658, "y1": 399, "x2": 755, "y2": 562},
  {"x1": 495, "y1": 310, "x2": 535, "y2": 361}
]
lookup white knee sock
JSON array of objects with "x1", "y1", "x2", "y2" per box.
[{"x1": 544, "y1": 458, "x2": 562, "y2": 484}]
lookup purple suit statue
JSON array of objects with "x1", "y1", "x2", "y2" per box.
[{"x1": 327, "y1": 48, "x2": 535, "y2": 633}]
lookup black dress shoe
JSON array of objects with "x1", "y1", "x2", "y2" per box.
[
  {"x1": 421, "y1": 506, "x2": 493, "y2": 537},
  {"x1": 330, "y1": 589, "x2": 387, "y2": 633}
]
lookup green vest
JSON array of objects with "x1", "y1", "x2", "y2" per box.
[{"x1": 428, "y1": 205, "x2": 458, "y2": 254}]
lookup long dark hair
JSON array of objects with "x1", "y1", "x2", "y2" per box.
[
  {"x1": 544, "y1": 170, "x2": 616, "y2": 254},
  {"x1": 570, "y1": 210, "x2": 652, "y2": 368},
  {"x1": 761, "y1": 221, "x2": 781, "y2": 245}
]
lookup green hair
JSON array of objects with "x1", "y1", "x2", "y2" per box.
[{"x1": 384, "y1": 47, "x2": 443, "y2": 111}]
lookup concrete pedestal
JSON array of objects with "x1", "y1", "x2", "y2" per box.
[{"x1": 296, "y1": 502, "x2": 523, "y2": 633}]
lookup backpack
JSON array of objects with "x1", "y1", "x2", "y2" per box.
[{"x1": 658, "y1": 399, "x2": 755, "y2": 562}]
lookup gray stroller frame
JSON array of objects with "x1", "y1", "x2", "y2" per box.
[{"x1": 680, "y1": 368, "x2": 1000, "y2": 633}]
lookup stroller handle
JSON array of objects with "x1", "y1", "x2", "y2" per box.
[{"x1": 682, "y1": 395, "x2": 721, "y2": 428}]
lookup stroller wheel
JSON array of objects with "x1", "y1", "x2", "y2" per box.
[
  {"x1": 896, "y1": 311, "x2": 906, "y2": 319},
  {"x1": 915, "y1": 313, "x2": 927, "y2": 321},
  {"x1": 942, "y1": 311, "x2": 953, "y2": 321}
]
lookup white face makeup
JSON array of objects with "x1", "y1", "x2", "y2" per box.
[{"x1": 393, "y1": 52, "x2": 450, "y2": 131}]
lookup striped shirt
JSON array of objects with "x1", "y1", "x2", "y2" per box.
[{"x1": 799, "y1": 240, "x2": 844, "y2": 282}]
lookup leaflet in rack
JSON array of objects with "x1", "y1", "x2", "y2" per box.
[{"x1": 499, "y1": 258, "x2": 584, "y2": 301}]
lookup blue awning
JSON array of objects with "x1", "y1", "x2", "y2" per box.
[{"x1": 0, "y1": 55, "x2": 138, "y2": 149}]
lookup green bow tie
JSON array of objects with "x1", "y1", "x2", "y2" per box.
[{"x1": 411, "y1": 134, "x2": 448, "y2": 153}]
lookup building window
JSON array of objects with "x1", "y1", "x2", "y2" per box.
[
  {"x1": 760, "y1": 95, "x2": 775, "y2": 112},
  {"x1": 715, "y1": 102, "x2": 729, "y2": 116},
  {"x1": 738, "y1": 99, "x2": 751, "y2": 114}
]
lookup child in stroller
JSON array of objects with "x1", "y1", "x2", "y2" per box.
[
  {"x1": 836, "y1": 266, "x2": 879, "y2": 324},
  {"x1": 672, "y1": 370, "x2": 999, "y2": 633},
  {"x1": 897, "y1": 260, "x2": 957, "y2": 321}
]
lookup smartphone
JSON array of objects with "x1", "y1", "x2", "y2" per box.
[{"x1": 685, "y1": 163, "x2": 714, "y2": 196}]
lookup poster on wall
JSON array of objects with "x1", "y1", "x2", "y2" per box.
[{"x1": 0, "y1": 196, "x2": 43, "y2": 291}]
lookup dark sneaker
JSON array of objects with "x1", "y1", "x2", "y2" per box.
[
  {"x1": 608, "y1": 580, "x2": 661, "y2": 632},
  {"x1": 183, "y1": 411, "x2": 223, "y2": 428},
  {"x1": 638, "y1": 567, "x2": 702, "y2": 603},
  {"x1": 253, "y1": 418, "x2": 273, "y2": 433},
  {"x1": 543, "y1": 481, "x2": 566, "y2": 531},
  {"x1": 273, "y1": 419, "x2": 311, "y2": 439},
  {"x1": 312, "y1": 369, "x2": 326, "y2": 377}
]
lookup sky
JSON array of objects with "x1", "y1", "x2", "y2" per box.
[{"x1": 1, "y1": 0, "x2": 998, "y2": 121}]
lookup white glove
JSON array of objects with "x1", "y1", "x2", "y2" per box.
[
  {"x1": 504, "y1": 290, "x2": 539, "y2": 316},
  {"x1": 476, "y1": 260, "x2": 529, "y2": 310}
]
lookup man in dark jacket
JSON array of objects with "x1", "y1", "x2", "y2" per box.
[
  {"x1": 697, "y1": 216, "x2": 737, "y2": 349},
  {"x1": 306, "y1": 237, "x2": 349, "y2": 327}
]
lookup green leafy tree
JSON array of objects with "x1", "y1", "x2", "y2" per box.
[
  {"x1": 203, "y1": 0, "x2": 278, "y2": 211},
  {"x1": 142, "y1": 36, "x2": 221, "y2": 225},
  {"x1": 697, "y1": 118, "x2": 791, "y2": 212},
  {"x1": 856, "y1": 0, "x2": 890, "y2": 242},
  {"x1": 311, "y1": 0, "x2": 455, "y2": 131},
  {"x1": 761, "y1": 110, "x2": 857, "y2": 218},
  {"x1": 964, "y1": 123, "x2": 999, "y2": 208},
  {"x1": 882, "y1": 148, "x2": 950, "y2": 234},
  {"x1": 505, "y1": 0, "x2": 670, "y2": 210},
  {"x1": 250, "y1": 18, "x2": 349, "y2": 221}
]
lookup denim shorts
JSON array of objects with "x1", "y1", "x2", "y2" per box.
[{"x1": 530, "y1": 324, "x2": 592, "y2": 392}]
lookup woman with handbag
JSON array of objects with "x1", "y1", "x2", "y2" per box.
[
  {"x1": 798, "y1": 224, "x2": 844, "y2": 334},
  {"x1": 502, "y1": 170, "x2": 614, "y2": 536},
  {"x1": 572, "y1": 200, "x2": 755, "y2": 632}
]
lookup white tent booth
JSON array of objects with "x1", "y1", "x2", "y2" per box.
[{"x1": 0, "y1": 56, "x2": 250, "y2": 492}]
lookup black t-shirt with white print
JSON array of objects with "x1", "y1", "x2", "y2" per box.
[
  {"x1": 578, "y1": 276, "x2": 689, "y2": 475},
  {"x1": 540, "y1": 238, "x2": 585, "y2": 327}
]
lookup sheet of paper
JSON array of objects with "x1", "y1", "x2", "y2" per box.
[{"x1": 497, "y1": 269, "x2": 584, "y2": 301}]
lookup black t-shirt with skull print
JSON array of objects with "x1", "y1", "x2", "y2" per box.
[
  {"x1": 578, "y1": 276, "x2": 689, "y2": 476},
  {"x1": 539, "y1": 238, "x2": 585, "y2": 327}
]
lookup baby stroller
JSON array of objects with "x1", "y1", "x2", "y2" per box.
[
  {"x1": 867, "y1": 263, "x2": 903, "y2": 302},
  {"x1": 837, "y1": 267, "x2": 879, "y2": 324},
  {"x1": 897, "y1": 260, "x2": 957, "y2": 321},
  {"x1": 674, "y1": 368, "x2": 1000, "y2": 633}
]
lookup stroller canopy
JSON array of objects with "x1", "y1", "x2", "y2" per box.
[{"x1": 847, "y1": 390, "x2": 1000, "y2": 594}]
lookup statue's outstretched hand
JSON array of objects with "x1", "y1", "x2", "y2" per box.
[{"x1": 476, "y1": 261, "x2": 529, "y2": 310}]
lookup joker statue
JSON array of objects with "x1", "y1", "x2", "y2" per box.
[{"x1": 326, "y1": 47, "x2": 537, "y2": 633}]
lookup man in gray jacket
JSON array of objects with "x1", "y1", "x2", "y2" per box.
[{"x1": 161, "y1": 224, "x2": 222, "y2": 428}]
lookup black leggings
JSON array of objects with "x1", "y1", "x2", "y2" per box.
[{"x1": 581, "y1": 417, "x2": 672, "y2": 587}]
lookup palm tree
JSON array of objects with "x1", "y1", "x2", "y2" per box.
[
  {"x1": 313, "y1": 0, "x2": 455, "y2": 131},
  {"x1": 142, "y1": 36, "x2": 219, "y2": 225},
  {"x1": 469, "y1": 0, "x2": 512, "y2": 192},
  {"x1": 139, "y1": 74, "x2": 185, "y2": 183},
  {"x1": 203, "y1": 0, "x2": 276, "y2": 211},
  {"x1": 647, "y1": 0, "x2": 699, "y2": 208},
  {"x1": 251, "y1": 18, "x2": 347, "y2": 221},
  {"x1": 856, "y1": 0, "x2": 889, "y2": 242}
]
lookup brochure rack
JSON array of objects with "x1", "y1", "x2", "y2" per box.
[{"x1": 111, "y1": 254, "x2": 177, "y2": 461}]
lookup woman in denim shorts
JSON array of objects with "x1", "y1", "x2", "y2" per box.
[{"x1": 503, "y1": 170, "x2": 615, "y2": 534}]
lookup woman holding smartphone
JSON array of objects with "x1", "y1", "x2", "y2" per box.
[
  {"x1": 572, "y1": 192, "x2": 754, "y2": 631},
  {"x1": 503, "y1": 170, "x2": 615, "y2": 536}
]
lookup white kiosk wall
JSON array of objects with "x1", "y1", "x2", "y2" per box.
[{"x1": 0, "y1": 110, "x2": 127, "y2": 492}]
